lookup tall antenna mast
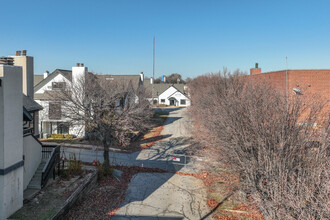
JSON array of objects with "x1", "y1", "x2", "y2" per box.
[{"x1": 153, "y1": 36, "x2": 155, "y2": 81}]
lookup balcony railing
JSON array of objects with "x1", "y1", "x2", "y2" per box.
[{"x1": 23, "y1": 127, "x2": 34, "y2": 137}]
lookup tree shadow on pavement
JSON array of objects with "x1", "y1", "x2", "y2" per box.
[
  {"x1": 110, "y1": 137, "x2": 206, "y2": 219},
  {"x1": 112, "y1": 215, "x2": 183, "y2": 220},
  {"x1": 154, "y1": 107, "x2": 182, "y2": 115},
  {"x1": 139, "y1": 134, "x2": 172, "y2": 145},
  {"x1": 163, "y1": 117, "x2": 182, "y2": 125}
]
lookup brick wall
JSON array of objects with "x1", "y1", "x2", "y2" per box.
[
  {"x1": 247, "y1": 69, "x2": 330, "y2": 122},
  {"x1": 250, "y1": 68, "x2": 262, "y2": 75},
  {"x1": 247, "y1": 69, "x2": 329, "y2": 99}
]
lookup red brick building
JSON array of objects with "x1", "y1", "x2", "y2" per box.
[
  {"x1": 247, "y1": 63, "x2": 329, "y2": 122},
  {"x1": 248, "y1": 63, "x2": 329, "y2": 98}
]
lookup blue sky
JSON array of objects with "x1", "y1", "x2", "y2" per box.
[{"x1": 1, "y1": 0, "x2": 330, "y2": 78}]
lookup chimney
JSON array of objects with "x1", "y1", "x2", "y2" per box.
[
  {"x1": 250, "y1": 63, "x2": 261, "y2": 75},
  {"x1": 72, "y1": 63, "x2": 88, "y2": 86},
  {"x1": 150, "y1": 77, "x2": 153, "y2": 84},
  {"x1": 140, "y1": 72, "x2": 144, "y2": 82},
  {"x1": 44, "y1": 70, "x2": 49, "y2": 79},
  {"x1": 10, "y1": 51, "x2": 34, "y2": 98},
  {"x1": 16, "y1": 51, "x2": 21, "y2": 56}
]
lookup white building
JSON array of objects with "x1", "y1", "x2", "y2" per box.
[
  {"x1": 144, "y1": 78, "x2": 191, "y2": 107},
  {"x1": 34, "y1": 66, "x2": 144, "y2": 138},
  {"x1": 0, "y1": 51, "x2": 44, "y2": 219},
  {"x1": 34, "y1": 64, "x2": 87, "y2": 138},
  {"x1": 157, "y1": 85, "x2": 191, "y2": 106}
]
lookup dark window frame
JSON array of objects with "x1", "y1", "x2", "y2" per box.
[
  {"x1": 49, "y1": 102, "x2": 62, "y2": 120},
  {"x1": 52, "y1": 82, "x2": 66, "y2": 90},
  {"x1": 180, "y1": 99, "x2": 186, "y2": 105},
  {"x1": 57, "y1": 122, "x2": 70, "y2": 134}
]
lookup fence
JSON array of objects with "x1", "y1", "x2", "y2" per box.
[{"x1": 61, "y1": 146, "x2": 204, "y2": 173}]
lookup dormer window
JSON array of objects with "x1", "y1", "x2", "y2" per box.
[{"x1": 52, "y1": 82, "x2": 66, "y2": 90}]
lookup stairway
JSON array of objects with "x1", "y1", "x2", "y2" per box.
[{"x1": 27, "y1": 159, "x2": 47, "y2": 190}]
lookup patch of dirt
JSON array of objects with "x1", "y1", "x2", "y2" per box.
[
  {"x1": 64, "y1": 166, "x2": 166, "y2": 220},
  {"x1": 10, "y1": 171, "x2": 92, "y2": 220},
  {"x1": 175, "y1": 169, "x2": 263, "y2": 219}
]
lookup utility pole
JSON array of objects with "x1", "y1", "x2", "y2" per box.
[
  {"x1": 153, "y1": 36, "x2": 155, "y2": 82},
  {"x1": 152, "y1": 36, "x2": 155, "y2": 103},
  {"x1": 286, "y1": 56, "x2": 288, "y2": 111}
]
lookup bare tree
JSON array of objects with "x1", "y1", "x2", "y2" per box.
[
  {"x1": 55, "y1": 73, "x2": 153, "y2": 170},
  {"x1": 189, "y1": 71, "x2": 329, "y2": 219}
]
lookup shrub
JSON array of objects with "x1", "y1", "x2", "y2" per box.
[
  {"x1": 189, "y1": 72, "x2": 329, "y2": 220},
  {"x1": 95, "y1": 160, "x2": 114, "y2": 182},
  {"x1": 50, "y1": 134, "x2": 74, "y2": 139},
  {"x1": 58, "y1": 169, "x2": 68, "y2": 179},
  {"x1": 158, "y1": 104, "x2": 168, "y2": 107},
  {"x1": 67, "y1": 154, "x2": 82, "y2": 176}
]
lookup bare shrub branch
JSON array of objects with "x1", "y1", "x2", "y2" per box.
[{"x1": 189, "y1": 71, "x2": 329, "y2": 219}]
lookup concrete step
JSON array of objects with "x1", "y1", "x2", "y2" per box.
[
  {"x1": 23, "y1": 188, "x2": 39, "y2": 202},
  {"x1": 26, "y1": 161, "x2": 47, "y2": 190}
]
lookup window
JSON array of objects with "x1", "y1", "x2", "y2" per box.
[
  {"x1": 52, "y1": 82, "x2": 66, "y2": 90},
  {"x1": 161, "y1": 99, "x2": 165, "y2": 103},
  {"x1": 180, "y1": 99, "x2": 186, "y2": 105},
  {"x1": 49, "y1": 102, "x2": 62, "y2": 120},
  {"x1": 58, "y1": 122, "x2": 69, "y2": 134}
]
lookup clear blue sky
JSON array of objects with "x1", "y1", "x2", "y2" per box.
[{"x1": 1, "y1": 0, "x2": 330, "y2": 78}]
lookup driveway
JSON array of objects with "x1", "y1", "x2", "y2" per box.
[
  {"x1": 63, "y1": 108, "x2": 210, "y2": 219},
  {"x1": 62, "y1": 108, "x2": 202, "y2": 173},
  {"x1": 112, "y1": 108, "x2": 209, "y2": 219},
  {"x1": 112, "y1": 173, "x2": 209, "y2": 220}
]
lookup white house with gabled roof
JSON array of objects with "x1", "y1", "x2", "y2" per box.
[
  {"x1": 158, "y1": 85, "x2": 190, "y2": 106},
  {"x1": 34, "y1": 65, "x2": 87, "y2": 138}
]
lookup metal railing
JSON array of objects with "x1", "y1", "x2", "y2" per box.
[
  {"x1": 42, "y1": 145, "x2": 57, "y2": 159},
  {"x1": 41, "y1": 145, "x2": 60, "y2": 188},
  {"x1": 23, "y1": 127, "x2": 34, "y2": 137}
]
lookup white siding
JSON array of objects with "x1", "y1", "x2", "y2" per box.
[
  {"x1": 35, "y1": 74, "x2": 71, "y2": 94},
  {"x1": 168, "y1": 91, "x2": 190, "y2": 107},
  {"x1": 158, "y1": 86, "x2": 191, "y2": 107}
]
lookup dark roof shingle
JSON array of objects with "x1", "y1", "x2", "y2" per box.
[{"x1": 23, "y1": 94, "x2": 43, "y2": 111}]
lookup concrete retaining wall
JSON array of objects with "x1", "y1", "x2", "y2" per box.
[{"x1": 51, "y1": 170, "x2": 97, "y2": 220}]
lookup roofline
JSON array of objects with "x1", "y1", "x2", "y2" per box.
[
  {"x1": 167, "y1": 88, "x2": 188, "y2": 99},
  {"x1": 34, "y1": 69, "x2": 71, "y2": 91},
  {"x1": 253, "y1": 69, "x2": 330, "y2": 75},
  {"x1": 158, "y1": 84, "x2": 186, "y2": 97},
  {"x1": 98, "y1": 74, "x2": 141, "y2": 76}
]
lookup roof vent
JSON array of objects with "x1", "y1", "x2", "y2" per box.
[
  {"x1": 293, "y1": 88, "x2": 303, "y2": 95},
  {"x1": 16, "y1": 51, "x2": 21, "y2": 56},
  {"x1": 22, "y1": 50, "x2": 27, "y2": 56}
]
